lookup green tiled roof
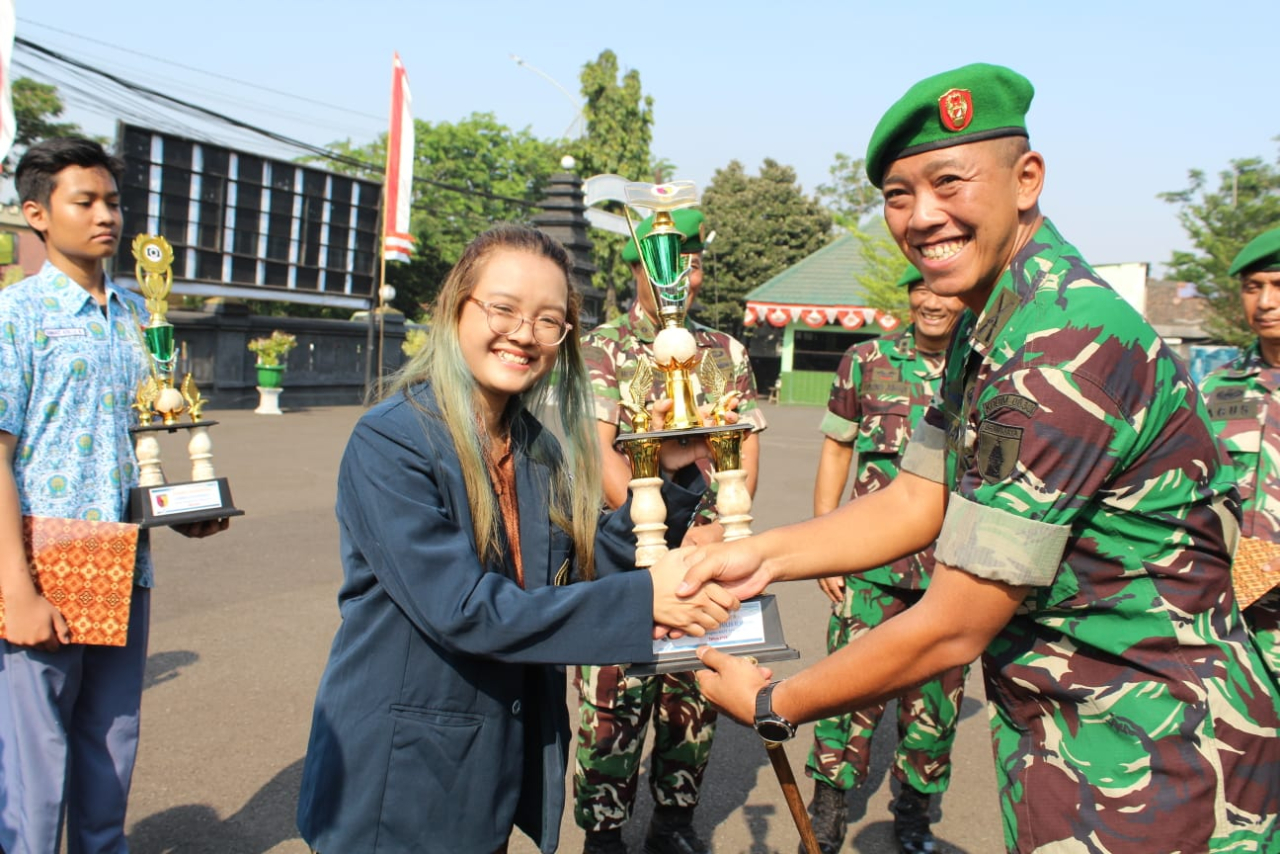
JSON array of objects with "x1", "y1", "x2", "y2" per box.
[{"x1": 745, "y1": 230, "x2": 881, "y2": 307}]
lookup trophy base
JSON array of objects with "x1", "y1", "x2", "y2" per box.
[
  {"x1": 614, "y1": 421, "x2": 752, "y2": 449},
  {"x1": 628, "y1": 594, "x2": 800, "y2": 676},
  {"x1": 129, "y1": 477, "x2": 245, "y2": 529}
]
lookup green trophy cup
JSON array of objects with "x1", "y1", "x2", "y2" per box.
[
  {"x1": 128, "y1": 234, "x2": 243, "y2": 528},
  {"x1": 614, "y1": 181, "x2": 754, "y2": 565}
]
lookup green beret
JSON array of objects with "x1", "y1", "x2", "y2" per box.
[
  {"x1": 1228, "y1": 227, "x2": 1280, "y2": 276},
  {"x1": 897, "y1": 265, "x2": 924, "y2": 288},
  {"x1": 865, "y1": 63, "x2": 1034, "y2": 189},
  {"x1": 621, "y1": 209, "x2": 707, "y2": 263}
]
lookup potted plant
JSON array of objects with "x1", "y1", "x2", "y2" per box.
[{"x1": 248, "y1": 330, "x2": 297, "y2": 389}]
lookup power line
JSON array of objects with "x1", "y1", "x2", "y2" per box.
[
  {"x1": 17, "y1": 16, "x2": 387, "y2": 124},
  {"x1": 14, "y1": 37, "x2": 536, "y2": 208}
]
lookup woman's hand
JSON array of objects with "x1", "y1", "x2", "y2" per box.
[{"x1": 649, "y1": 547, "x2": 739, "y2": 636}]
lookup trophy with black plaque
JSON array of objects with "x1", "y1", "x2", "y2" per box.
[
  {"x1": 614, "y1": 182, "x2": 796, "y2": 675},
  {"x1": 128, "y1": 234, "x2": 243, "y2": 528}
]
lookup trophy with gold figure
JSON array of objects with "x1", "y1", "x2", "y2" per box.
[
  {"x1": 128, "y1": 234, "x2": 243, "y2": 527},
  {"x1": 614, "y1": 181, "x2": 753, "y2": 567}
]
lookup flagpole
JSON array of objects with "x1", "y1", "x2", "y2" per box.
[
  {"x1": 375, "y1": 56, "x2": 398, "y2": 401},
  {"x1": 375, "y1": 182, "x2": 388, "y2": 400}
]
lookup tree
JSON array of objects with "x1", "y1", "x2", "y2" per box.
[
  {"x1": 700, "y1": 159, "x2": 833, "y2": 336},
  {"x1": 816, "y1": 152, "x2": 881, "y2": 231},
  {"x1": 312, "y1": 113, "x2": 559, "y2": 316},
  {"x1": 576, "y1": 50, "x2": 655, "y2": 318},
  {"x1": 6, "y1": 78, "x2": 86, "y2": 170},
  {"x1": 850, "y1": 219, "x2": 911, "y2": 322},
  {"x1": 1159, "y1": 146, "x2": 1280, "y2": 346}
]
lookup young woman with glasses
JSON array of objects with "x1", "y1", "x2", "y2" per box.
[{"x1": 296, "y1": 225, "x2": 738, "y2": 854}]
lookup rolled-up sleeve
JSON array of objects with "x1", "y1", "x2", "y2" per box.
[{"x1": 935, "y1": 494, "x2": 1070, "y2": 586}]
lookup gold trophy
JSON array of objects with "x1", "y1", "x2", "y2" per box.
[
  {"x1": 614, "y1": 182, "x2": 753, "y2": 566},
  {"x1": 128, "y1": 234, "x2": 243, "y2": 527}
]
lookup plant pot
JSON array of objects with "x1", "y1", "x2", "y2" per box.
[{"x1": 256, "y1": 365, "x2": 286, "y2": 388}]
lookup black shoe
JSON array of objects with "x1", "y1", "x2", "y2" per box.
[
  {"x1": 799, "y1": 780, "x2": 847, "y2": 854},
  {"x1": 644, "y1": 806, "x2": 710, "y2": 854},
  {"x1": 891, "y1": 786, "x2": 936, "y2": 854},
  {"x1": 583, "y1": 827, "x2": 629, "y2": 854}
]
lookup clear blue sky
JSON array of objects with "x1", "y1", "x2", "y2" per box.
[{"x1": 15, "y1": 0, "x2": 1279, "y2": 277}]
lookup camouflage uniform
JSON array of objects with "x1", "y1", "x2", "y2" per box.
[
  {"x1": 806, "y1": 329, "x2": 967, "y2": 796},
  {"x1": 574, "y1": 302, "x2": 765, "y2": 832},
  {"x1": 900, "y1": 220, "x2": 1280, "y2": 853},
  {"x1": 1201, "y1": 343, "x2": 1280, "y2": 679}
]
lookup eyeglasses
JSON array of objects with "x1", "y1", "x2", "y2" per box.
[{"x1": 467, "y1": 297, "x2": 572, "y2": 346}]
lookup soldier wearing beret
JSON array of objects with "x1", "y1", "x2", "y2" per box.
[
  {"x1": 666, "y1": 63, "x2": 1280, "y2": 853},
  {"x1": 803, "y1": 263, "x2": 967, "y2": 854},
  {"x1": 573, "y1": 210, "x2": 766, "y2": 854},
  {"x1": 1199, "y1": 227, "x2": 1280, "y2": 680}
]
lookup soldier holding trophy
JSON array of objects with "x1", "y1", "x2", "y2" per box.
[{"x1": 576, "y1": 183, "x2": 767, "y2": 854}]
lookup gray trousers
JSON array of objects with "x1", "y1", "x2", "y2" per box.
[{"x1": 0, "y1": 586, "x2": 151, "y2": 854}]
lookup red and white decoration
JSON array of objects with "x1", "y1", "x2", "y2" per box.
[{"x1": 744, "y1": 301, "x2": 901, "y2": 332}]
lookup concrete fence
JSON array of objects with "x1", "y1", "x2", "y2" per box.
[{"x1": 170, "y1": 303, "x2": 419, "y2": 409}]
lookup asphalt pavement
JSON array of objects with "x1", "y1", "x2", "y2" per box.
[{"x1": 128, "y1": 399, "x2": 1003, "y2": 854}]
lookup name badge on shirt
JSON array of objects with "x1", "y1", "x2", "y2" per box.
[
  {"x1": 1206, "y1": 388, "x2": 1261, "y2": 422},
  {"x1": 43, "y1": 327, "x2": 86, "y2": 339}
]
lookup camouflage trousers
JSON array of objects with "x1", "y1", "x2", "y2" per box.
[
  {"x1": 805, "y1": 577, "x2": 967, "y2": 794},
  {"x1": 1247, "y1": 589, "x2": 1280, "y2": 683},
  {"x1": 572, "y1": 663, "x2": 717, "y2": 832}
]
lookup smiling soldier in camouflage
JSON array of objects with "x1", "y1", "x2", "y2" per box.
[
  {"x1": 670, "y1": 62, "x2": 1280, "y2": 854},
  {"x1": 1200, "y1": 226, "x2": 1280, "y2": 680},
  {"x1": 804, "y1": 264, "x2": 967, "y2": 854}
]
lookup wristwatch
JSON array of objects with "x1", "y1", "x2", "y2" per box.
[{"x1": 753, "y1": 680, "x2": 797, "y2": 743}]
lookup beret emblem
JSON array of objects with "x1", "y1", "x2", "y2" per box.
[{"x1": 939, "y1": 88, "x2": 973, "y2": 132}]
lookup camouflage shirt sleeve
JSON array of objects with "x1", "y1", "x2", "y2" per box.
[
  {"x1": 819, "y1": 343, "x2": 866, "y2": 443},
  {"x1": 722, "y1": 332, "x2": 767, "y2": 433},
  {"x1": 582, "y1": 328, "x2": 624, "y2": 426}
]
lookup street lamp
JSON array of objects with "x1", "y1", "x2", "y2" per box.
[{"x1": 510, "y1": 54, "x2": 585, "y2": 139}]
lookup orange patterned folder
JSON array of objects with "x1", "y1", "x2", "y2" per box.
[
  {"x1": 1232, "y1": 535, "x2": 1280, "y2": 610},
  {"x1": 0, "y1": 516, "x2": 138, "y2": 647}
]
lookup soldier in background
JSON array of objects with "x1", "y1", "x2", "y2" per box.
[
  {"x1": 805, "y1": 265, "x2": 966, "y2": 854},
  {"x1": 672, "y1": 62, "x2": 1280, "y2": 853},
  {"x1": 1200, "y1": 226, "x2": 1280, "y2": 679},
  {"x1": 574, "y1": 210, "x2": 765, "y2": 854}
]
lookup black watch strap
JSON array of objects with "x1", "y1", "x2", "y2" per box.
[{"x1": 753, "y1": 680, "x2": 797, "y2": 742}]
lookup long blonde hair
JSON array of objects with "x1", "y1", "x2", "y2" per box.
[{"x1": 387, "y1": 225, "x2": 604, "y2": 578}]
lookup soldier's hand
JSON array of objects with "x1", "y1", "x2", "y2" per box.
[
  {"x1": 651, "y1": 400, "x2": 741, "y2": 474},
  {"x1": 1265, "y1": 556, "x2": 1280, "y2": 573},
  {"x1": 818, "y1": 574, "x2": 845, "y2": 604},
  {"x1": 694, "y1": 646, "x2": 773, "y2": 725},
  {"x1": 675, "y1": 538, "x2": 773, "y2": 601},
  {"x1": 650, "y1": 547, "x2": 739, "y2": 637},
  {"x1": 2, "y1": 586, "x2": 71, "y2": 651}
]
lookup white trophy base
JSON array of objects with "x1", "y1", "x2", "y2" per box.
[
  {"x1": 629, "y1": 475, "x2": 669, "y2": 568},
  {"x1": 713, "y1": 468, "x2": 754, "y2": 541}
]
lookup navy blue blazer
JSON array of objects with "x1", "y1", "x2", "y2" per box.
[{"x1": 297, "y1": 384, "x2": 701, "y2": 854}]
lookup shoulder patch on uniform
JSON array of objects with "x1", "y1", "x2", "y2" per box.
[
  {"x1": 981, "y1": 393, "x2": 1038, "y2": 419},
  {"x1": 975, "y1": 420, "x2": 1022, "y2": 484}
]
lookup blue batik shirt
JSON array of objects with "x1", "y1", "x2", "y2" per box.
[{"x1": 0, "y1": 262, "x2": 155, "y2": 586}]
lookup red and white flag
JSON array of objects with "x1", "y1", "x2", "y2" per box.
[
  {"x1": 383, "y1": 53, "x2": 415, "y2": 263},
  {"x1": 0, "y1": 0, "x2": 16, "y2": 168}
]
